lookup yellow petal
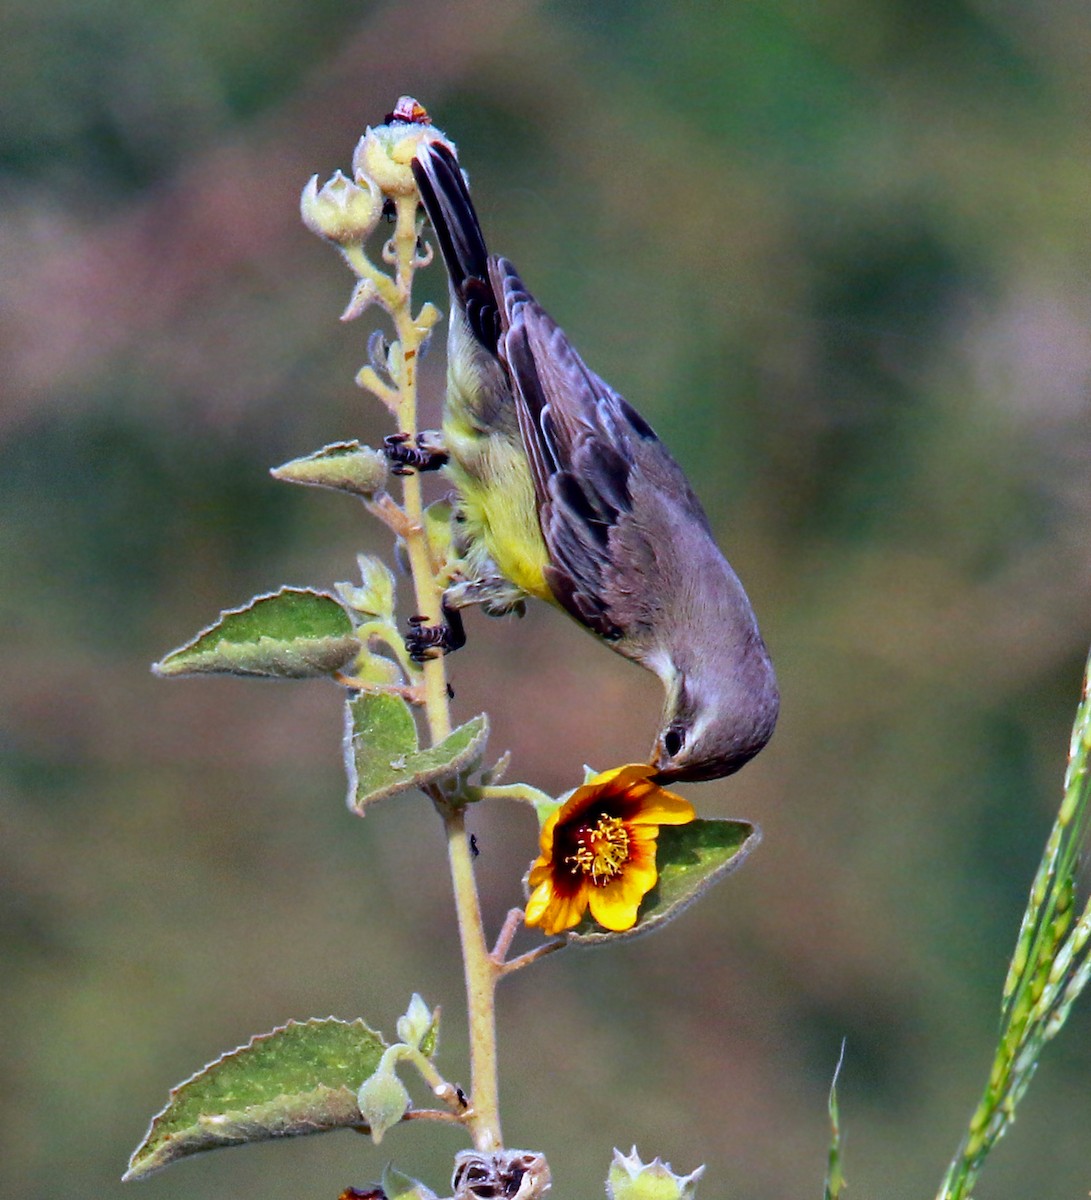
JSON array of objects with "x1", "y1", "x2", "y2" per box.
[
  {"x1": 554, "y1": 889, "x2": 591, "y2": 934},
  {"x1": 586, "y1": 763, "x2": 654, "y2": 790},
  {"x1": 627, "y1": 788, "x2": 695, "y2": 826},
  {"x1": 586, "y1": 834, "x2": 661, "y2": 931},
  {"x1": 616, "y1": 842, "x2": 659, "y2": 893},
  {"x1": 527, "y1": 857, "x2": 552, "y2": 888},
  {"x1": 537, "y1": 806, "x2": 562, "y2": 856},
  {"x1": 529, "y1": 883, "x2": 588, "y2": 935},
  {"x1": 524, "y1": 879, "x2": 556, "y2": 928},
  {"x1": 587, "y1": 877, "x2": 645, "y2": 931}
]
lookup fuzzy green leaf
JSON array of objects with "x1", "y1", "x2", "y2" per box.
[
  {"x1": 568, "y1": 818, "x2": 760, "y2": 945},
  {"x1": 271, "y1": 441, "x2": 389, "y2": 496},
  {"x1": 338, "y1": 554, "x2": 398, "y2": 622},
  {"x1": 154, "y1": 588, "x2": 359, "y2": 679},
  {"x1": 124, "y1": 1018, "x2": 386, "y2": 1180},
  {"x1": 344, "y1": 693, "x2": 489, "y2": 813}
]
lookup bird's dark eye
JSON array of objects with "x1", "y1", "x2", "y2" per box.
[{"x1": 663, "y1": 727, "x2": 685, "y2": 758}]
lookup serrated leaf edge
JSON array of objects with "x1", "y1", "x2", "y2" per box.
[
  {"x1": 344, "y1": 707, "x2": 490, "y2": 813},
  {"x1": 153, "y1": 587, "x2": 355, "y2": 677},
  {"x1": 124, "y1": 1016, "x2": 383, "y2": 1181}
]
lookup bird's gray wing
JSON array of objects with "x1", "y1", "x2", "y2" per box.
[{"x1": 491, "y1": 258, "x2": 709, "y2": 648}]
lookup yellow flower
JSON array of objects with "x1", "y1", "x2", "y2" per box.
[{"x1": 524, "y1": 764, "x2": 696, "y2": 937}]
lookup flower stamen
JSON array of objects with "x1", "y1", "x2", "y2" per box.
[{"x1": 568, "y1": 815, "x2": 631, "y2": 885}]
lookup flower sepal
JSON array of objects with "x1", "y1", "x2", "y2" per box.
[
  {"x1": 382, "y1": 1163, "x2": 438, "y2": 1200},
  {"x1": 606, "y1": 1147, "x2": 704, "y2": 1200},
  {"x1": 356, "y1": 1052, "x2": 411, "y2": 1145},
  {"x1": 300, "y1": 170, "x2": 383, "y2": 245}
]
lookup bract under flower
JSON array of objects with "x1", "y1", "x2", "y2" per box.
[
  {"x1": 606, "y1": 1147, "x2": 704, "y2": 1200},
  {"x1": 524, "y1": 764, "x2": 695, "y2": 936}
]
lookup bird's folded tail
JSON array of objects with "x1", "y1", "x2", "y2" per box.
[{"x1": 413, "y1": 142, "x2": 500, "y2": 353}]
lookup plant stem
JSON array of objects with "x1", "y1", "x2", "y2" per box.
[
  {"x1": 383, "y1": 190, "x2": 502, "y2": 1150},
  {"x1": 390, "y1": 193, "x2": 451, "y2": 743},
  {"x1": 442, "y1": 801, "x2": 503, "y2": 1150}
]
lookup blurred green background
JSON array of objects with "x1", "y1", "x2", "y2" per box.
[{"x1": 3, "y1": 2, "x2": 1089, "y2": 1197}]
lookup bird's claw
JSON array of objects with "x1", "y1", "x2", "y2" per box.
[
  {"x1": 405, "y1": 602, "x2": 467, "y2": 662},
  {"x1": 383, "y1": 431, "x2": 449, "y2": 476}
]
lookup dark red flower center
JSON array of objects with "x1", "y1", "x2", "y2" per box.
[{"x1": 562, "y1": 813, "x2": 631, "y2": 886}]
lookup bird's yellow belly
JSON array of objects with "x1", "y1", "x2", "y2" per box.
[{"x1": 444, "y1": 422, "x2": 555, "y2": 603}]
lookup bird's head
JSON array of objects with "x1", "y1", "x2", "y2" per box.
[{"x1": 650, "y1": 645, "x2": 779, "y2": 784}]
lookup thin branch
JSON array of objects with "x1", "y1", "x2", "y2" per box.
[
  {"x1": 490, "y1": 908, "x2": 525, "y2": 964},
  {"x1": 498, "y1": 939, "x2": 568, "y2": 978}
]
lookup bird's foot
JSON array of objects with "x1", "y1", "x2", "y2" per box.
[
  {"x1": 445, "y1": 576, "x2": 526, "y2": 619},
  {"x1": 383, "y1": 431, "x2": 449, "y2": 476},
  {"x1": 405, "y1": 602, "x2": 466, "y2": 662}
]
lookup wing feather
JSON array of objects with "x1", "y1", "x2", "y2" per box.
[{"x1": 492, "y1": 258, "x2": 695, "y2": 646}]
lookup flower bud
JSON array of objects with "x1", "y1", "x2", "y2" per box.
[
  {"x1": 356, "y1": 1067, "x2": 410, "y2": 1145},
  {"x1": 396, "y1": 992, "x2": 438, "y2": 1052},
  {"x1": 352, "y1": 118, "x2": 451, "y2": 198},
  {"x1": 606, "y1": 1148, "x2": 704, "y2": 1200},
  {"x1": 300, "y1": 170, "x2": 382, "y2": 244}
]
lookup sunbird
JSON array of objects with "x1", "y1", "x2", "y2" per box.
[{"x1": 406, "y1": 140, "x2": 778, "y2": 783}]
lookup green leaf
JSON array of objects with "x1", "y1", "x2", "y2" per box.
[
  {"x1": 124, "y1": 1018, "x2": 386, "y2": 1180},
  {"x1": 418, "y1": 1008, "x2": 440, "y2": 1060},
  {"x1": 568, "y1": 818, "x2": 761, "y2": 945},
  {"x1": 338, "y1": 554, "x2": 398, "y2": 623},
  {"x1": 824, "y1": 1040, "x2": 847, "y2": 1200},
  {"x1": 271, "y1": 441, "x2": 389, "y2": 497},
  {"x1": 154, "y1": 588, "x2": 359, "y2": 679},
  {"x1": 344, "y1": 692, "x2": 489, "y2": 813}
]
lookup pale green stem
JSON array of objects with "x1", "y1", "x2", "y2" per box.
[
  {"x1": 403, "y1": 1045, "x2": 463, "y2": 1108},
  {"x1": 441, "y1": 801, "x2": 503, "y2": 1150},
  {"x1": 378, "y1": 190, "x2": 501, "y2": 1149},
  {"x1": 480, "y1": 783, "x2": 554, "y2": 807},
  {"x1": 389, "y1": 194, "x2": 450, "y2": 743}
]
